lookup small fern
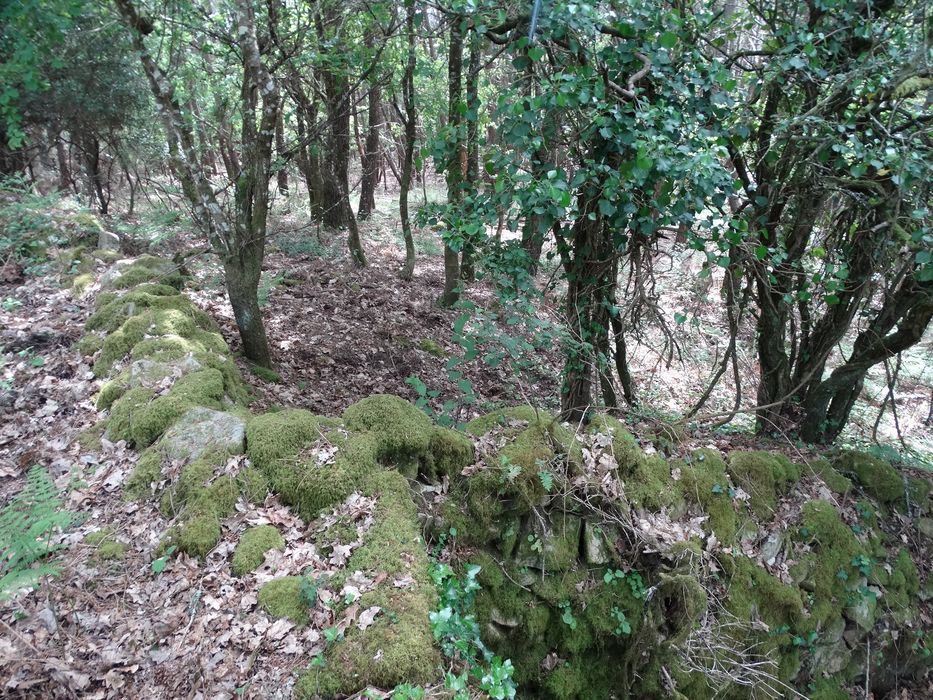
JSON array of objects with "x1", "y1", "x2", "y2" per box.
[{"x1": 0, "y1": 466, "x2": 78, "y2": 600}]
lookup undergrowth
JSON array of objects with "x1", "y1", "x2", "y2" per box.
[{"x1": 0, "y1": 465, "x2": 79, "y2": 600}]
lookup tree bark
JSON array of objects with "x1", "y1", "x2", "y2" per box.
[
  {"x1": 114, "y1": 0, "x2": 275, "y2": 368},
  {"x1": 398, "y1": 0, "x2": 417, "y2": 281},
  {"x1": 800, "y1": 277, "x2": 932, "y2": 443},
  {"x1": 439, "y1": 15, "x2": 464, "y2": 307},
  {"x1": 275, "y1": 104, "x2": 288, "y2": 195},
  {"x1": 358, "y1": 78, "x2": 381, "y2": 220},
  {"x1": 460, "y1": 27, "x2": 481, "y2": 283}
]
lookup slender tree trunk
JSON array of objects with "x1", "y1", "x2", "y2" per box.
[
  {"x1": 53, "y1": 130, "x2": 71, "y2": 191},
  {"x1": 398, "y1": 0, "x2": 417, "y2": 281},
  {"x1": 115, "y1": 0, "x2": 275, "y2": 368},
  {"x1": 439, "y1": 15, "x2": 464, "y2": 307},
  {"x1": 275, "y1": 104, "x2": 288, "y2": 195},
  {"x1": 224, "y1": 256, "x2": 270, "y2": 367},
  {"x1": 460, "y1": 28, "x2": 481, "y2": 283},
  {"x1": 358, "y1": 78, "x2": 381, "y2": 220}
]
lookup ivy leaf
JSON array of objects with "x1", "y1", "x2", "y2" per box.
[{"x1": 658, "y1": 31, "x2": 678, "y2": 49}]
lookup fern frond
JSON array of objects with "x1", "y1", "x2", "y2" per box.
[{"x1": 0, "y1": 466, "x2": 78, "y2": 600}]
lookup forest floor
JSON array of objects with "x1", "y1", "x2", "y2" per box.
[{"x1": 0, "y1": 186, "x2": 932, "y2": 698}]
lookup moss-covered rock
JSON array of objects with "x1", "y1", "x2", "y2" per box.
[
  {"x1": 76, "y1": 332, "x2": 104, "y2": 357},
  {"x1": 297, "y1": 469, "x2": 439, "y2": 697},
  {"x1": 342, "y1": 394, "x2": 433, "y2": 468},
  {"x1": 676, "y1": 449, "x2": 738, "y2": 543},
  {"x1": 128, "y1": 369, "x2": 226, "y2": 448},
  {"x1": 105, "y1": 387, "x2": 155, "y2": 444},
  {"x1": 833, "y1": 450, "x2": 904, "y2": 506},
  {"x1": 729, "y1": 451, "x2": 800, "y2": 518},
  {"x1": 588, "y1": 414, "x2": 644, "y2": 472},
  {"x1": 811, "y1": 458, "x2": 853, "y2": 496},
  {"x1": 422, "y1": 427, "x2": 474, "y2": 480},
  {"x1": 171, "y1": 512, "x2": 222, "y2": 559},
  {"x1": 259, "y1": 576, "x2": 309, "y2": 625},
  {"x1": 246, "y1": 409, "x2": 340, "y2": 471},
  {"x1": 464, "y1": 404, "x2": 547, "y2": 437},
  {"x1": 232, "y1": 525, "x2": 285, "y2": 576},
  {"x1": 124, "y1": 448, "x2": 162, "y2": 500},
  {"x1": 237, "y1": 467, "x2": 268, "y2": 504},
  {"x1": 794, "y1": 500, "x2": 870, "y2": 628},
  {"x1": 103, "y1": 255, "x2": 185, "y2": 291},
  {"x1": 84, "y1": 529, "x2": 126, "y2": 562}
]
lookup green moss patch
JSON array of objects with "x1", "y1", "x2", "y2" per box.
[
  {"x1": 833, "y1": 450, "x2": 904, "y2": 506},
  {"x1": 232, "y1": 525, "x2": 285, "y2": 576},
  {"x1": 729, "y1": 451, "x2": 800, "y2": 518},
  {"x1": 418, "y1": 338, "x2": 447, "y2": 357},
  {"x1": 342, "y1": 394, "x2": 433, "y2": 468},
  {"x1": 246, "y1": 409, "x2": 341, "y2": 471},
  {"x1": 85, "y1": 529, "x2": 126, "y2": 562},
  {"x1": 259, "y1": 576, "x2": 310, "y2": 625},
  {"x1": 297, "y1": 469, "x2": 439, "y2": 697},
  {"x1": 124, "y1": 448, "x2": 163, "y2": 500},
  {"x1": 794, "y1": 500, "x2": 870, "y2": 627},
  {"x1": 676, "y1": 449, "x2": 738, "y2": 543},
  {"x1": 107, "y1": 255, "x2": 185, "y2": 290}
]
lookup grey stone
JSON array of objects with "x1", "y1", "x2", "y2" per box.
[
  {"x1": 760, "y1": 530, "x2": 785, "y2": 566},
  {"x1": 129, "y1": 356, "x2": 201, "y2": 389},
  {"x1": 844, "y1": 592, "x2": 877, "y2": 632},
  {"x1": 36, "y1": 607, "x2": 57, "y2": 635},
  {"x1": 824, "y1": 616, "x2": 846, "y2": 644},
  {"x1": 159, "y1": 407, "x2": 245, "y2": 463},
  {"x1": 98, "y1": 229, "x2": 121, "y2": 251},
  {"x1": 582, "y1": 521, "x2": 613, "y2": 565},
  {"x1": 489, "y1": 607, "x2": 520, "y2": 628},
  {"x1": 812, "y1": 639, "x2": 850, "y2": 674},
  {"x1": 99, "y1": 260, "x2": 134, "y2": 287}
]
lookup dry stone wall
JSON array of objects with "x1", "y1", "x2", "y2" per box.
[{"x1": 75, "y1": 254, "x2": 933, "y2": 699}]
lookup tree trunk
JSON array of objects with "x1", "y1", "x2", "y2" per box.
[
  {"x1": 275, "y1": 104, "x2": 288, "y2": 195},
  {"x1": 358, "y1": 79, "x2": 381, "y2": 220},
  {"x1": 398, "y1": 0, "x2": 417, "y2": 281},
  {"x1": 439, "y1": 15, "x2": 464, "y2": 307},
  {"x1": 560, "y1": 195, "x2": 610, "y2": 422},
  {"x1": 460, "y1": 28, "x2": 481, "y2": 283},
  {"x1": 799, "y1": 277, "x2": 933, "y2": 443},
  {"x1": 53, "y1": 131, "x2": 71, "y2": 191},
  {"x1": 224, "y1": 256, "x2": 271, "y2": 367},
  {"x1": 81, "y1": 133, "x2": 108, "y2": 215},
  {"x1": 115, "y1": 0, "x2": 276, "y2": 368}
]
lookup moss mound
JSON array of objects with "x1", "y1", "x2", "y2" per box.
[
  {"x1": 232, "y1": 525, "x2": 285, "y2": 576},
  {"x1": 296, "y1": 469, "x2": 439, "y2": 697},
  {"x1": 259, "y1": 576, "x2": 309, "y2": 625},
  {"x1": 833, "y1": 450, "x2": 904, "y2": 506},
  {"x1": 85, "y1": 529, "x2": 126, "y2": 562},
  {"x1": 676, "y1": 449, "x2": 738, "y2": 543},
  {"x1": 107, "y1": 255, "x2": 185, "y2": 290},
  {"x1": 729, "y1": 450, "x2": 800, "y2": 518},
  {"x1": 342, "y1": 394, "x2": 433, "y2": 467}
]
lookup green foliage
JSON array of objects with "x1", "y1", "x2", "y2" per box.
[
  {"x1": 429, "y1": 561, "x2": 517, "y2": 699},
  {"x1": 0, "y1": 466, "x2": 79, "y2": 600}
]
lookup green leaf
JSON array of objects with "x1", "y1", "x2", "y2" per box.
[{"x1": 659, "y1": 31, "x2": 678, "y2": 49}]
